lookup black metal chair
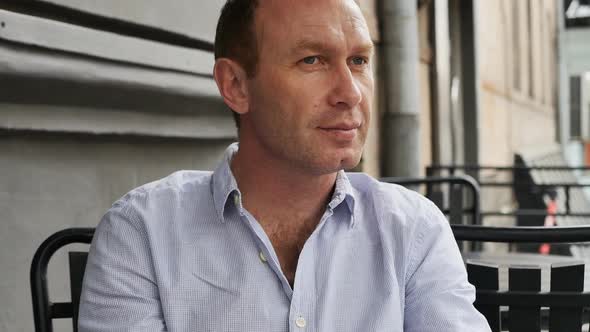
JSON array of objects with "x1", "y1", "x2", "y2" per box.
[
  {"x1": 30, "y1": 228, "x2": 95, "y2": 332},
  {"x1": 381, "y1": 175, "x2": 481, "y2": 226},
  {"x1": 452, "y1": 224, "x2": 590, "y2": 332},
  {"x1": 383, "y1": 175, "x2": 483, "y2": 252}
]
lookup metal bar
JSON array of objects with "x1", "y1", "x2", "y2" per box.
[
  {"x1": 449, "y1": 184, "x2": 463, "y2": 224},
  {"x1": 452, "y1": 224, "x2": 590, "y2": 243},
  {"x1": 429, "y1": 165, "x2": 590, "y2": 171},
  {"x1": 566, "y1": 185, "x2": 572, "y2": 214},
  {"x1": 481, "y1": 211, "x2": 590, "y2": 218},
  {"x1": 475, "y1": 290, "x2": 590, "y2": 307},
  {"x1": 479, "y1": 182, "x2": 590, "y2": 188},
  {"x1": 425, "y1": 167, "x2": 434, "y2": 198},
  {"x1": 440, "y1": 208, "x2": 479, "y2": 215}
]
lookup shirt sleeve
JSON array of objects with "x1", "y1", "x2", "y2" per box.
[
  {"x1": 78, "y1": 198, "x2": 167, "y2": 332},
  {"x1": 403, "y1": 200, "x2": 491, "y2": 332}
]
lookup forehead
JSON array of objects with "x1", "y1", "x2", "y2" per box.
[{"x1": 256, "y1": 0, "x2": 371, "y2": 53}]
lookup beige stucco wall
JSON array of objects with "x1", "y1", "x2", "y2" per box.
[
  {"x1": 478, "y1": 0, "x2": 558, "y2": 166},
  {"x1": 0, "y1": 135, "x2": 232, "y2": 332}
]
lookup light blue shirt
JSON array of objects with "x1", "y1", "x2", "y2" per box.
[{"x1": 79, "y1": 143, "x2": 490, "y2": 331}]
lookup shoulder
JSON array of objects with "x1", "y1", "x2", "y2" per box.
[
  {"x1": 346, "y1": 172, "x2": 448, "y2": 241},
  {"x1": 126, "y1": 170, "x2": 212, "y2": 196},
  {"x1": 116, "y1": 170, "x2": 212, "y2": 206},
  {"x1": 347, "y1": 172, "x2": 442, "y2": 221},
  {"x1": 100, "y1": 170, "x2": 214, "y2": 229}
]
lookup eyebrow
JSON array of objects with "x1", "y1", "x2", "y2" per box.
[
  {"x1": 291, "y1": 39, "x2": 375, "y2": 56},
  {"x1": 352, "y1": 43, "x2": 375, "y2": 56},
  {"x1": 291, "y1": 40, "x2": 330, "y2": 54}
]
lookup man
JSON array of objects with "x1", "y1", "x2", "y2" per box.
[{"x1": 79, "y1": 0, "x2": 491, "y2": 331}]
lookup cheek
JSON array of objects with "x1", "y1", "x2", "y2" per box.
[
  {"x1": 360, "y1": 81, "x2": 374, "y2": 116},
  {"x1": 252, "y1": 69, "x2": 329, "y2": 123},
  {"x1": 362, "y1": 77, "x2": 375, "y2": 99}
]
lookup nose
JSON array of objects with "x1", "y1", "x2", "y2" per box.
[{"x1": 327, "y1": 64, "x2": 363, "y2": 109}]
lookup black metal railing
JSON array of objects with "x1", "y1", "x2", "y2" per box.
[
  {"x1": 426, "y1": 165, "x2": 590, "y2": 222},
  {"x1": 426, "y1": 165, "x2": 590, "y2": 233},
  {"x1": 381, "y1": 175, "x2": 481, "y2": 226}
]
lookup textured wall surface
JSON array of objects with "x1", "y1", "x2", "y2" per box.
[
  {"x1": 0, "y1": 1, "x2": 232, "y2": 330},
  {"x1": 0, "y1": 135, "x2": 233, "y2": 332},
  {"x1": 37, "y1": 0, "x2": 225, "y2": 42},
  {"x1": 478, "y1": 0, "x2": 558, "y2": 166}
]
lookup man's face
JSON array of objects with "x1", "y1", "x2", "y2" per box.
[{"x1": 241, "y1": 0, "x2": 374, "y2": 175}]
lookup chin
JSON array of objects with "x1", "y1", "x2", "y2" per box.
[
  {"x1": 306, "y1": 146, "x2": 364, "y2": 174},
  {"x1": 333, "y1": 152, "x2": 363, "y2": 172},
  {"x1": 340, "y1": 159, "x2": 361, "y2": 171}
]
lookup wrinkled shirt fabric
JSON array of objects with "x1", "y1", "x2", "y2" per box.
[{"x1": 79, "y1": 143, "x2": 491, "y2": 332}]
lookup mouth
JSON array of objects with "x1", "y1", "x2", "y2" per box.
[
  {"x1": 318, "y1": 123, "x2": 361, "y2": 141},
  {"x1": 318, "y1": 122, "x2": 361, "y2": 131}
]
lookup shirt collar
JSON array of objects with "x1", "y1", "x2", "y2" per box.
[
  {"x1": 211, "y1": 143, "x2": 358, "y2": 226},
  {"x1": 211, "y1": 143, "x2": 242, "y2": 223},
  {"x1": 328, "y1": 170, "x2": 357, "y2": 228}
]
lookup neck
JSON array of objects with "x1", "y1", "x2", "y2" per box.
[{"x1": 230, "y1": 142, "x2": 337, "y2": 227}]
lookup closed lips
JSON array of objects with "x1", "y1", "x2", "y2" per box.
[{"x1": 319, "y1": 123, "x2": 360, "y2": 130}]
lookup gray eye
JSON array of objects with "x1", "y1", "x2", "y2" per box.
[
  {"x1": 303, "y1": 56, "x2": 318, "y2": 65},
  {"x1": 351, "y1": 57, "x2": 367, "y2": 65}
]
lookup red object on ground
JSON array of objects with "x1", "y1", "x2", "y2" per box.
[{"x1": 540, "y1": 200, "x2": 557, "y2": 255}]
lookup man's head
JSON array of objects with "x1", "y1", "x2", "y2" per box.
[{"x1": 214, "y1": 0, "x2": 374, "y2": 175}]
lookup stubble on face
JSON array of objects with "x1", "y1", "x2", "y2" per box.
[{"x1": 241, "y1": 0, "x2": 374, "y2": 176}]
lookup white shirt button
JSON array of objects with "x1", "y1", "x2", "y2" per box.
[
  {"x1": 233, "y1": 194, "x2": 240, "y2": 207},
  {"x1": 259, "y1": 251, "x2": 267, "y2": 263},
  {"x1": 295, "y1": 316, "x2": 306, "y2": 328}
]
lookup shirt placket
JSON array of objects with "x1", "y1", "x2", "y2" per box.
[
  {"x1": 288, "y1": 208, "x2": 334, "y2": 332},
  {"x1": 233, "y1": 191, "x2": 337, "y2": 332},
  {"x1": 232, "y1": 192, "x2": 294, "y2": 295},
  {"x1": 240, "y1": 209, "x2": 295, "y2": 298}
]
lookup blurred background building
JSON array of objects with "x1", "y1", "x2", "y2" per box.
[{"x1": 1, "y1": 0, "x2": 589, "y2": 331}]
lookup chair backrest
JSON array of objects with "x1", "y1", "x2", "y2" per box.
[
  {"x1": 30, "y1": 228, "x2": 95, "y2": 332},
  {"x1": 381, "y1": 175, "x2": 481, "y2": 225},
  {"x1": 453, "y1": 225, "x2": 590, "y2": 332}
]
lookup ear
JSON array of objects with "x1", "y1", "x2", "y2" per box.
[{"x1": 213, "y1": 58, "x2": 250, "y2": 115}]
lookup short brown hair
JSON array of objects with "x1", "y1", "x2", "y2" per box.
[{"x1": 214, "y1": 0, "x2": 260, "y2": 128}]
